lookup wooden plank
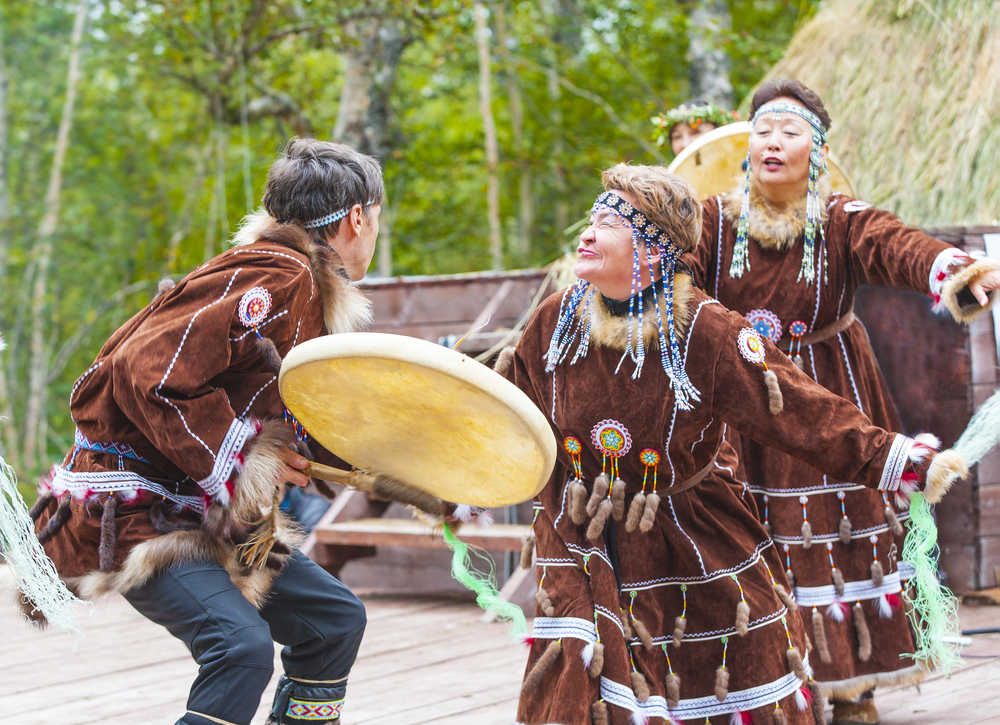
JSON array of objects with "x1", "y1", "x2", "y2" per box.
[{"x1": 313, "y1": 518, "x2": 529, "y2": 551}]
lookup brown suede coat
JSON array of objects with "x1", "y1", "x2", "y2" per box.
[
  {"x1": 684, "y1": 178, "x2": 979, "y2": 698},
  {"x1": 508, "y1": 275, "x2": 914, "y2": 725},
  {"x1": 34, "y1": 224, "x2": 371, "y2": 606}
]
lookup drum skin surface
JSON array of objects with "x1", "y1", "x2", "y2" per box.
[
  {"x1": 668, "y1": 121, "x2": 856, "y2": 199},
  {"x1": 279, "y1": 333, "x2": 557, "y2": 508}
]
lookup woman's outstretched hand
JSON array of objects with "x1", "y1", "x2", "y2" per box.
[{"x1": 969, "y1": 268, "x2": 1000, "y2": 306}]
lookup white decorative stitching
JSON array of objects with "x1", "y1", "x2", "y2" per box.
[
  {"x1": 241, "y1": 377, "x2": 276, "y2": 417},
  {"x1": 48, "y1": 467, "x2": 204, "y2": 512},
  {"x1": 794, "y1": 570, "x2": 905, "y2": 607},
  {"x1": 838, "y1": 332, "x2": 864, "y2": 412},
  {"x1": 231, "y1": 248, "x2": 315, "y2": 301},
  {"x1": 70, "y1": 361, "x2": 103, "y2": 404},
  {"x1": 773, "y1": 516, "x2": 909, "y2": 545},
  {"x1": 929, "y1": 248, "x2": 969, "y2": 297},
  {"x1": 229, "y1": 309, "x2": 288, "y2": 341},
  {"x1": 878, "y1": 434, "x2": 914, "y2": 491},
  {"x1": 622, "y1": 539, "x2": 772, "y2": 590},
  {"x1": 531, "y1": 616, "x2": 597, "y2": 643}
]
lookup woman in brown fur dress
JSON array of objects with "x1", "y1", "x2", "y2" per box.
[
  {"x1": 686, "y1": 79, "x2": 1000, "y2": 724},
  {"x1": 503, "y1": 162, "x2": 964, "y2": 725}
]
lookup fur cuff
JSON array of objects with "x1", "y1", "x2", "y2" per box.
[
  {"x1": 938, "y1": 257, "x2": 1000, "y2": 324},
  {"x1": 231, "y1": 419, "x2": 296, "y2": 526},
  {"x1": 924, "y1": 449, "x2": 969, "y2": 504}
]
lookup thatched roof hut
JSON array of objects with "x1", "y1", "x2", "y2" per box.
[{"x1": 746, "y1": 0, "x2": 1000, "y2": 227}]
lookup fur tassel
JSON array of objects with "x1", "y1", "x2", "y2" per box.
[
  {"x1": 764, "y1": 520, "x2": 772, "y2": 536},
  {"x1": 587, "y1": 473, "x2": 610, "y2": 517},
  {"x1": 665, "y1": 673, "x2": 681, "y2": 708},
  {"x1": 673, "y1": 615, "x2": 686, "y2": 648},
  {"x1": 715, "y1": 666, "x2": 730, "y2": 701},
  {"x1": 774, "y1": 583, "x2": 796, "y2": 611},
  {"x1": 812, "y1": 607, "x2": 831, "y2": 664},
  {"x1": 610, "y1": 478, "x2": 626, "y2": 521},
  {"x1": 591, "y1": 700, "x2": 609, "y2": 725},
  {"x1": 786, "y1": 567, "x2": 796, "y2": 590},
  {"x1": 786, "y1": 646, "x2": 808, "y2": 682},
  {"x1": 631, "y1": 670, "x2": 650, "y2": 702},
  {"x1": 28, "y1": 492, "x2": 54, "y2": 522},
  {"x1": 493, "y1": 346, "x2": 515, "y2": 376},
  {"x1": 520, "y1": 532, "x2": 535, "y2": 570},
  {"x1": 623, "y1": 617, "x2": 634, "y2": 641},
  {"x1": 626, "y1": 491, "x2": 646, "y2": 532},
  {"x1": 871, "y1": 559, "x2": 884, "y2": 587},
  {"x1": 736, "y1": 600, "x2": 750, "y2": 636},
  {"x1": 568, "y1": 479, "x2": 589, "y2": 525},
  {"x1": 535, "y1": 586, "x2": 555, "y2": 617},
  {"x1": 588, "y1": 641, "x2": 605, "y2": 678},
  {"x1": 154, "y1": 277, "x2": 176, "y2": 299},
  {"x1": 256, "y1": 336, "x2": 284, "y2": 375},
  {"x1": 793, "y1": 355, "x2": 804, "y2": 371},
  {"x1": 639, "y1": 492, "x2": 660, "y2": 533},
  {"x1": 853, "y1": 602, "x2": 872, "y2": 661},
  {"x1": 839, "y1": 516, "x2": 852, "y2": 545},
  {"x1": 633, "y1": 617, "x2": 654, "y2": 651},
  {"x1": 827, "y1": 601, "x2": 848, "y2": 622},
  {"x1": 885, "y1": 505, "x2": 904, "y2": 536},
  {"x1": 36, "y1": 496, "x2": 72, "y2": 545},
  {"x1": 801, "y1": 520, "x2": 813, "y2": 549},
  {"x1": 773, "y1": 706, "x2": 787, "y2": 725},
  {"x1": 924, "y1": 449, "x2": 969, "y2": 504},
  {"x1": 521, "y1": 639, "x2": 562, "y2": 695},
  {"x1": 98, "y1": 493, "x2": 119, "y2": 572},
  {"x1": 581, "y1": 641, "x2": 595, "y2": 668},
  {"x1": 587, "y1": 498, "x2": 613, "y2": 541},
  {"x1": 764, "y1": 369, "x2": 783, "y2": 414},
  {"x1": 877, "y1": 593, "x2": 893, "y2": 620},
  {"x1": 832, "y1": 567, "x2": 845, "y2": 597},
  {"x1": 807, "y1": 680, "x2": 825, "y2": 724}
]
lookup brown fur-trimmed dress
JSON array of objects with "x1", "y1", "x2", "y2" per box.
[
  {"x1": 31, "y1": 223, "x2": 372, "y2": 611},
  {"x1": 506, "y1": 272, "x2": 941, "y2": 725},
  {"x1": 685, "y1": 176, "x2": 999, "y2": 700}
]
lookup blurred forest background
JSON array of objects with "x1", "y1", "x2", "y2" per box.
[{"x1": 1, "y1": 0, "x2": 817, "y2": 491}]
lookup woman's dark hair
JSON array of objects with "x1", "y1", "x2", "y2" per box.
[
  {"x1": 749, "y1": 79, "x2": 832, "y2": 131},
  {"x1": 262, "y1": 137, "x2": 384, "y2": 239}
]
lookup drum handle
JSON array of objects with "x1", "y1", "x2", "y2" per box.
[{"x1": 302, "y1": 461, "x2": 365, "y2": 487}]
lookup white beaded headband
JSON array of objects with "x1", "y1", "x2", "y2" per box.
[{"x1": 302, "y1": 199, "x2": 378, "y2": 229}]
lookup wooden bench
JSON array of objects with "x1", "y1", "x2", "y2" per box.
[{"x1": 313, "y1": 517, "x2": 530, "y2": 551}]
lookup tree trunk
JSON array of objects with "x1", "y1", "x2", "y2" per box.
[
  {"x1": 23, "y1": 0, "x2": 88, "y2": 472},
  {"x1": 542, "y1": 0, "x2": 568, "y2": 234},
  {"x1": 496, "y1": 3, "x2": 531, "y2": 261},
  {"x1": 474, "y1": 2, "x2": 503, "y2": 271},
  {"x1": 165, "y1": 139, "x2": 211, "y2": 273},
  {"x1": 687, "y1": 0, "x2": 734, "y2": 109},
  {"x1": 0, "y1": 20, "x2": 18, "y2": 469}
]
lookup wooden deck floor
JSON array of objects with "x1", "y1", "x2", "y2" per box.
[{"x1": 1, "y1": 567, "x2": 998, "y2": 724}]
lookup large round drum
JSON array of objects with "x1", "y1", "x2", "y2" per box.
[
  {"x1": 667, "y1": 121, "x2": 856, "y2": 199},
  {"x1": 278, "y1": 333, "x2": 557, "y2": 508}
]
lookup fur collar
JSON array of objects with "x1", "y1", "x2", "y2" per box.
[
  {"x1": 232, "y1": 209, "x2": 372, "y2": 334},
  {"x1": 721, "y1": 174, "x2": 832, "y2": 251},
  {"x1": 577, "y1": 273, "x2": 694, "y2": 353}
]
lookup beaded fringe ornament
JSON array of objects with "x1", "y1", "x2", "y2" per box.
[
  {"x1": 545, "y1": 192, "x2": 701, "y2": 409},
  {"x1": 730, "y1": 101, "x2": 829, "y2": 285}
]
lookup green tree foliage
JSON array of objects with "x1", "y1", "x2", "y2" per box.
[{"x1": 0, "y1": 0, "x2": 816, "y2": 491}]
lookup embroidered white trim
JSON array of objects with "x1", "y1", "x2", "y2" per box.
[
  {"x1": 771, "y1": 516, "x2": 909, "y2": 545},
  {"x1": 748, "y1": 483, "x2": 867, "y2": 496},
  {"x1": 838, "y1": 332, "x2": 864, "y2": 412},
  {"x1": 197, "y1": 418, "x2": 257, "y2": 499},
  {"x1": 639, "y1": 606, "x2": 786, "y2": 643},
  {"x1": 601, "y1": 656, "x2": 806, "y2": 721},
  {"x1": 531, "y1": 616, "x2": 597, "y2": 643},
  {"x1": 48, "y1": 467, "x2": 205, "y2": 512},
  {"x1": 70, "y1": 361, "x2": 103, "y2": 405},
  {"x1": 794, "y1": 569, "x2": 904, "y2": 607},
  {"x1": 622, "y1": 539, "x2": 772, "y2": 590},
  {"x1": 898, "y1": 561, "x2": 916, "y2": 580},
  {"x1": 929, "y1": 247, "x2": 969, "y2": 298},
  {"x1": 878, "y1": 434, "x2": 914, "y2": 492}
]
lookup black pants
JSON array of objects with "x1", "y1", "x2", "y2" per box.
[{"x1": 124, "y1": 550, "x2": 366, "y2": 725}]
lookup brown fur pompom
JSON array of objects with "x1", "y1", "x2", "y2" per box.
[
  {"x1": 98, "y1": 493, "x2": 119, "y2": 573},
  {"x1": 808, "y1": 680, "x2": 825, "y2": 724},
  {"x1": 493, "y1": 346, "x2": 515, "y2": 376},
  {"x1": 665, "y1": 673, "x2": 681, "y2": 708},
  {"x1": 633, "y1": 617, "x2": 654, "y2": 651},
  {"x1": 587, "y1": 498, "x2": 613, "y2": 541},
  {"x1": 786, "y1": 646, "x2": 808, "y2": 682},
  {"x1": 587, "y1": 473, "x2": 610, "y2": 517},
  {"x1": 625, "y1": 491, "x2": 646, "y2": 532},
  {"x1": 832, "y1": 567, "x2": 845, "y2": 598},
  {"x1": 773, "y1": 704, "x2": 788, "y2": 725},
  {"x1": 839, "y1": 516, "x2": 852, "y2": 545},
  {"x1": 871, "y1": 559, "x2": 885, "y2": 587},
  {"x1": 622, "y1": 616, "x2": 633, "y2": 641},
  {"x1": 591, "y1": 699, "x2": 609, "y2": 725},
  {"x1": 28, "y1": 492, "x2": 54, "y2": 521},
  {"x1": 786, "y1": 567, "x2": 796, "y2": 590},
  {"x1": 765, "y1": 369, "x2": 783, "y2": 414},
  {"x1": 714, "y1": 666, "x2": 729, "y2": 701},
  {"x1": 801, "y1": 520, "x2": 813, "y2": 549},
  {"x1": 812, "y1": 607, "x2": 831, "y2": 664},
  {"x1": 736, "y1": 600, "x2": 750, "y2": 636},
  {"x1": 37, "y1": 496, "x2": 72, "y2": 545},
  {"x1": 610, "y1": 478, "x2": 626, "y2": 521},
  {"x1": 154, "y1": 277, "x2": 176, "y2": 299},
  {"x1": 257, "y1": 336, "x2": 284, "y2": 375},
  {"x1": 793, "y1": 355, "x2": 804, "y2": 371},
  {"x1": 519, "y1": 532, "x2": 535, "y2": 570},
  {"x1": 673, "y1": 615, "x2": 686, "y2": 648},
  {"x1": 568, "y1": 479, "x2": 589, "y2": 525},
  {"x1": 764, "y1": 520, "x2": 773, "y2": 536},
  {"x1": 853, "y1": 602, "x2": 872, "y2": 661},
  {"x1": 774, "y1": 584, "x2": 796, "y2": 611},
  {"x1": 588, "y1": 641, "x2": 605, "y2": 678},
  {"x1": 631, "y1": 670, "x2": 650, "y2": 702},
  {"x1": 885, "y1": 505, "x2": 904, "y2": 537},
  {"x1": 535, "y1": 586, "x2": 555, "y2": 617},
  {"x1": 521, "y1": 639, "x2": 562, "y2": 695},
  {"x1": 639, "y1": 492, "x2": 660, "y2": 533}
]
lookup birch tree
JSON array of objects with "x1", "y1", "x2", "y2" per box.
[
  {"x1": 687, "y1": 0, "x2": 735, "y2": 108},
  {"x1": 474, "y1": 1, "x2": 503, "y2": 270}
]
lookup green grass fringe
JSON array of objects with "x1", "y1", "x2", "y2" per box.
[
  {"x1": 901, "y1": 492, "x2": 962, "y2": 677},
  {"x1": 443, "y1": 523, "x2": 528, "y2": 637}
]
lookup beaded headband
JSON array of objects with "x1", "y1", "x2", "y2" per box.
[
  {"x1": 544, "y1": 191, "x2": 701, "y2": 410},
  {"x1": 302, "y1": 200, "x2": 378, "y2": 230},
  {"x1": 730, "y1": 101, "x2": 829, "y2": 285}
]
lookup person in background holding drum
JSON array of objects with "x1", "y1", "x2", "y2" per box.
[
  {"x1": 30, "y1": 138, "x2": 381, "y2": 725},
  {"x1": 652, "y1": 99, "x2": 740, "y2": 156},
  {"x1": 687, "y1": 79, "x2": 1000, "y2": 724},
  {"x1": 501, "y1": 163, "x2": 964, "y2": 725}
]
